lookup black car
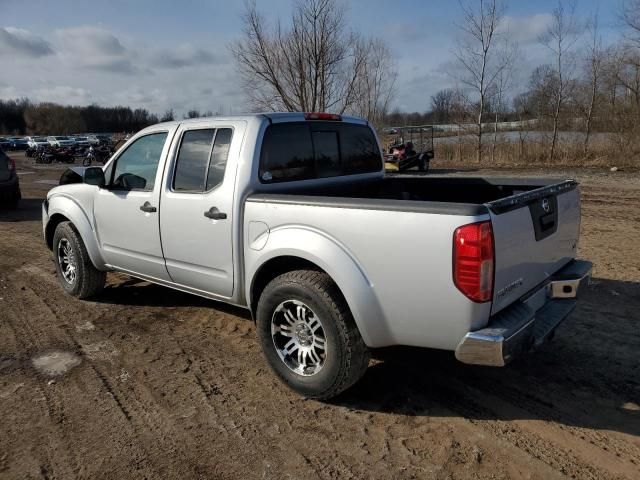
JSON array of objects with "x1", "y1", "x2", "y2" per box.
[
  {"x1": 0, "y1": 137, "x2": 12, "y2": 150},
  {"x1": 0, "y1": 148, "x2": 21, "y2": 207}
]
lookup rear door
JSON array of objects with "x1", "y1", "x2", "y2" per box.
[
  {"x1": 159, "y1": 120, "x2": 244, "y2": 298},
  {"x1": 488, "y1": 182, "x2": 581, "y2": 314}
]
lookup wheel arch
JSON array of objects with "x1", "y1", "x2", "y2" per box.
[
  {"x1": 46, "y1": 195, "x2": 107, "y2": 269},
  {"x1": 246, "y1": 229, "x2": 392, "y2": 347}
]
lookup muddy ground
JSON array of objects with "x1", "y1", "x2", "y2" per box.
[{"x1": 0, "y1": 152, "x2": 638, "y2": 480}]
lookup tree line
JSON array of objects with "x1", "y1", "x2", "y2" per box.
[
  {"x1": 0, "y1": 99, "x2": 166, "y2": 135},
  {"x1": 390, "y1": 0, "x2": 640, "y2": 163}
]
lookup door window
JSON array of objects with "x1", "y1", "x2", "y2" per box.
[
  {"x1": 172, "y1": 127, "x2": 233, "y2": 193},
  {"x1": 173, "y1": 129, "x2": 215, "y2": 191},
  {"x1": 111, "y1": 132, "x2": 168, "y2": 191}
]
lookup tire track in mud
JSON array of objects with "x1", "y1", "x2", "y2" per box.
[{"x1": 3, "y1": 273, "x2": 163, "y2": 479}]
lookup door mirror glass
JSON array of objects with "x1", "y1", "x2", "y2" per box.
[{"x1": 83, "y1": 167, "x2": 105, "y2": 187}]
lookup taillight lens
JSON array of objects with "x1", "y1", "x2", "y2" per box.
[
  {"x1": 453, "y1": 221, "x2": 494, "y2": 302},
  {"x1": 8, "y1": 157, "x2": 16, "y2": 171}
]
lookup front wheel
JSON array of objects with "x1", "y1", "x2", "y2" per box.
[
  {"x1": 256, "y1": 270, "x2": 370, "y2": 400},
  {"x1": 53, "y1": 221, "x2": 106, "y2": 299}
]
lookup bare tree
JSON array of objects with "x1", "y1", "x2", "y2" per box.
[
  {"x1": 230, "y1": 0, "x2": 395, "y2": 120},
  {"x1": 539, "y1": 0, "x2": 580, "y2": 162},
  {"x1": 580, "y1": 12, "x2": 604, "y2": 153},
  {"x1": 184, "y1": 109, "x2": 201, "y2": 119},
  {"x1": 490, "y1": 39, "x2": 517, "y2": 163},
  {"x1": 160, "y1": 109, "x2": 175, "y2": 122},
  {"x1": 431, "y1": 89, "x2": 456, "y2": 123},
  {"x1": 351, "y1": 38, "x2": 397, "y2": 127},
  {"x1": 453, "y1": 0, "x2": 509, "y2": 163}
]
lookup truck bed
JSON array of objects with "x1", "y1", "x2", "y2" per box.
[{"x1": 249, "y1": 175, "x2": 574, "y2": 216}]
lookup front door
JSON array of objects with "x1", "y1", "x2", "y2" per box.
[
  {"x1": 94, "y1": 129, "x2": 173, "y2": 281},
  {"x1": 159, "y1": 121, "x2": 241, "y2": 297}
]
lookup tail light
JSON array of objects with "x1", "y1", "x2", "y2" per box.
[
  {"x1": 304, "y1": 112, "x2": 342, "y2": 121},
  {"x1": 453, "y1": 221, "x2": 494, "y2": 302},
  {"x1": 8, "y1": 157, "x2": 16, "y2": 171}
]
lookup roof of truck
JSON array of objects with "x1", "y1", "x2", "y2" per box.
[{"x1": 154, "y1": 112, "x2": 368, "y2": 128}]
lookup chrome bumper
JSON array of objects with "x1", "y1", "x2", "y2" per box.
[{"x1": 455, "y1": 259, "x2": 592, "y2": 367}]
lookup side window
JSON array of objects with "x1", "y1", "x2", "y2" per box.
[
  {"x1": 338, "y1": 124, "x2": 381, "y2": 174},
  {"x1": 259, "y1": 123, "x2": 314, "y2": 182},
  {"x1": 206, "y1": 128, "x2": 232, "y2": 190},
  {"x1": 173, "y1": 129, "x2": 215, "y2": 191},
  {"x1": 111, "y1": 132, "x2": 168, "y2": 191}
]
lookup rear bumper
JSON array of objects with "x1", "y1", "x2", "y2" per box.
[{"x1": 455, "y1": 259, "x2": 592, "y2": 366}]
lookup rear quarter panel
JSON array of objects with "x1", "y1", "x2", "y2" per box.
[{"x1": 244, "y1": 199, "x2": 492, "y2": 350}]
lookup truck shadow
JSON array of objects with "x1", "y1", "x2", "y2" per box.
[
  {"x1": 94, "y1": 276, "x2": 253, "y2": 320},
  {"x1": 336, "y1": 278, "x2": 640, "y2": 438}
]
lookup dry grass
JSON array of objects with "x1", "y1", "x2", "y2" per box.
[
  {"x1": 432, "y1": 135, "x2": 640, "y2": 169},
  {"x1": 380, "y1": 131, "x2": 640, "y2": 169}
]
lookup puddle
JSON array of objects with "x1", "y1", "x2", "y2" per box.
[{"x1": 32, "y1": 350, "x2": 81, "y2": 377}]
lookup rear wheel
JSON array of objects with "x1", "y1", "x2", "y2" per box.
[
  {"x1": 53, "y1": 221, "x2": 106, "y2": 299},
  {"x1": 256, "y1": 270, "x2": 370, "y2": 400}
]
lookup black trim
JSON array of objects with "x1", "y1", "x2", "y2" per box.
[
  {"x1": 246, "y1": 194, "x2": 488, "y2": 216},
  {"x1": 486, "y1": 180, "x2": 578, "y2": 214}
]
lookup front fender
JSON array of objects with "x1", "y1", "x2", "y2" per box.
[
  {"x1": 246, "y1": 226, "x2": 392, "y2": 347},
  {"x1": 46, "y1": 191, "x2": 106, "y2": 269}
]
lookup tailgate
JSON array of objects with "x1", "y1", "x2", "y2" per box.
[{"x1": 487, "y1": 180, "x2": 581, "y2": 314}]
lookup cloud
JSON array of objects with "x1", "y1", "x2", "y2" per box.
[
  {"x1": 32, "y1": 85, "x2": 93, "y2": 104},
  {"x1": 154, "y1": 44, "x2": 221, "y2": 68},
  {"x1": 500, "y1": 14, "x2": 554, "y2": 45},
  {"x1": 383, "y1": 22, "x2": 423, "y2": 43},
  {"x1": 0, "y1": 27, "x2": 54, "y2": 57},
  {"x1": 55, "y1": 26, "x2": 138, "y2": 74}
]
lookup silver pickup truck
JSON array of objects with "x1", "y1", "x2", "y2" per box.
[{"x1": 43, "y1": 113, "x2": 591, "y2": 399}]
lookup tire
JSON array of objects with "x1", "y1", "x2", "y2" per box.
[
  {"x1": 52, "y1": 221, "x2": 106, "y2": 299},
  {"x1": 82, "y1": 157, "x2": 91, "y2": 167},
  {"x1": 256, "y1": 269, "x2": 370, "y2": 400}
]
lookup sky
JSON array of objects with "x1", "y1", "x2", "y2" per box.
[{"x1": 0, "y1": 0, "x2": 622, "y2": 117}]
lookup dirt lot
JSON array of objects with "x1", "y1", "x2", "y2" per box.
[{"x1": 1, "y1": 152, "x2": 639, "y2": 480}]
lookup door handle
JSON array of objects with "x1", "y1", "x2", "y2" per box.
[
  {"x1": 139, "y1": 201, "x2": 157, "y2": 213},
  {"x1": 204, "y1": 206, "x2": 227, "y2": 220}
]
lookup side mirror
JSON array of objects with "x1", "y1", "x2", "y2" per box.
[{"x1": 83, "y1": 167, "x2": 105, "y2": 188}]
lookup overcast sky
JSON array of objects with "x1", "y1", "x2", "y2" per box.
[{"x1": 0, "y1": 0, "x2": 621, "y2": 117}]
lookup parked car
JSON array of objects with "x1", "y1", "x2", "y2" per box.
[
  {"x1": 47, "y1": 136, "x2": 74, "y2": 147},
  {"x1": 42, "y1": 113, "x2": 591, "y2": 399},
  {"x1": 70, "y1": 136, "x2": 90, "y2": 147},
  {"x1": 0, "y1": 137, "x2": 11, "y2": 150},
  {"x1": 9, "y1": 137, "x2": 29, "y2": 150},
  {"x1": 0, "y1": 147, "x2": 21, "y2": 207},
  {"x1": 27, "y1": 136, "x2": 50, "y2": 148}
]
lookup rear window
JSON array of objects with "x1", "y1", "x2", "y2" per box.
[{"x1": 259, "y1": 122, "x2": 381, "y2": 183}]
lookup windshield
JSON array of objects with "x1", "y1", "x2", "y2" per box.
[{"x1": 55, "y1": 136, "x2": 69, "y2": 140}]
